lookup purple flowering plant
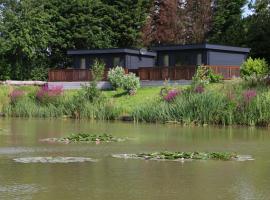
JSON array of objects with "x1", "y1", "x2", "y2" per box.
[
  {"x1": 243, "y1": 89, "x2": 257, "y2": 103},
  {"x1": 194, "y1": 85, "x2": 205, "y2": 94},
  {"x1": 36, "y1": 84, "x2": 63, "y2": 103},
  {"x1": 163, "y1": 89, "x2": 181, "y2": 102},
  {"x1": 9, "y1": 89, "x2": 25, "y2": 103}
]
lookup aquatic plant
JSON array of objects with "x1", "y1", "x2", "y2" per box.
[
  {"x1": 112, "y1": 151, "x2": 249, "y2": 161},
  {"x1": 41, "y1": 133, "x2": 126, "y2": 143}
]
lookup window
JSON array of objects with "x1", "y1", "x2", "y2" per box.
[
  {"x1": 80, "y1": 57, "x2": 86, "y2": 69},
  {"x1": 163, "y1": 54, "x2": 169, "y2": 66},
  {"x1": 113, "y1": 57, "x2": 121, "y2": 67},
  {"x1": 197, "y1": 53, "x2": 202, "y2": 65}
]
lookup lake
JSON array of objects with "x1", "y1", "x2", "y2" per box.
[{"x1": 0, "y1": 118, "x2": 269, "y2": 200}]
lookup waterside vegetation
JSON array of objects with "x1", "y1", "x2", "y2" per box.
[
  {"x1": 112, "y1": 151, "x2": 250, "y2": 161},
  {"x1": 41, "y1": 133, "x2": 127, "y2": 143}
]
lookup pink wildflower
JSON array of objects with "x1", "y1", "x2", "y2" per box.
[
  {"x1": 9, "y1": 90, "x2": 25, "y2": 103},
  {"x1": 164, "y1": 89, "x2": 181, "y2": 102},
  {"x1": 243, "y1": 89, "x2": 257, "y2": 103},
  {"x1": 194, "y1": 85, "x2": 205, "y2": 94},
  {"x1": 36, "y1": 84, "x2": 63, "y2": 103}
]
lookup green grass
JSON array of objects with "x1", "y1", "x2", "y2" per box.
[{"x1": 104, "y1": 87, "x2": 163, "y2": 113}]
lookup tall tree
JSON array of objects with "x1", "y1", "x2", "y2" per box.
[
  {"x1": 208, "y1": 0, "x2": 247, "y2": 45},
  {"x1": 0, "y1": 0, "x2": 52, "y2": 79},
  {"x1": 247, "y1": 0, "x2": 270, "y2": 62},
  {"x1": 142, "y1": 0, "x2": 212, "y2": 46}
]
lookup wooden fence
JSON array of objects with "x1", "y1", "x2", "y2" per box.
[
  {"x1": 48, "y1": 66, "x2": 240, "y2": 82},
  {"x1": 208, "y1": 66, "x2": 241, "y2": 79}
]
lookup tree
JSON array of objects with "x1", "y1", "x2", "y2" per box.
[
  {"x1": 0, "y1": 0, "x2": 52, "y2": 79},
  {"x1": 208, "y1": 0, "x2": 247, "y2": 45},
  {"x1": 247, "y1": 0, "x2": 270, "y2": 62},
  {"x1": 142, "y1": 0, "x2": 212, "y2": 46}
]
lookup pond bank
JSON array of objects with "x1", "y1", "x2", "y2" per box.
[{"x1": 2, "y1": 81, "x2": 270, "y2": 127}]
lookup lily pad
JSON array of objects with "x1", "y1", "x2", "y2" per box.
[
  {"x1": 40, "y1": 133, "x2": 127, "y2": 144},
  {"x1": 13, "y1": 157, "x2": 98, "y2": 163},
  {"x1": 112, "y1": 152, "x2": 254, "y2": 162}
]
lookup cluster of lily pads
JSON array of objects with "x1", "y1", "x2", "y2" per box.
[
  {"x1": 112, "y1": 151, "x2": 246, "y2": 161},
  {"x1": 40, "y1": 133, "x2": 126, "y2": 144}
]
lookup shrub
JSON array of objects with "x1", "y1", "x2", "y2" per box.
[
  {"x1": 122, "y1": 73, "x2": 140, "y2": 95},
  {"x1": 30, "y1": 67, "x2": 48, "y2": 81},
  {"x1": 107, "y1": 66, "x2": 125, "y2": 89},
  {"x1": 241, "y1": 58, "x2": 269, "y2": 84},
  {"x1": 92, "y1": 60, "x2": 105, "y2": 82},
  {"x1": 192, "y1": 65, "x2": 223, "y2": 85},
  {"x1": 80, "y1": 60, "x2": 105, "y2": 103}
]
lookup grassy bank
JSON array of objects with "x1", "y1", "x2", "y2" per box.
[{"x1": 1, "y1": 81, "x2": 270, "y2": 126}]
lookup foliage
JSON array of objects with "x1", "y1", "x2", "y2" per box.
[
  {"x1": 241, "y1": 57, "x2": 269, "y2": 84},
  {"x1": 91, "y1": 60, "x2": 105, "y2": 82},
  {"x1": 78, "y1": 60, "x2": 105, "y2": 103},
  {"x1": 122, "y1": 73, "x2": 140, "y2": 95},
  {"x1": 247, "y1": 0, "x2": 270, "y2": 63},
  {"x1": 208, "y1": 0, "x2": 247, "y2": 45},
  {"x1": 161, "y1": 89, "x2": 181, "y2": 102},
  {"x1": 9, "y1": 89, "x2": 25, "y2": 104},
  {"x1": 64, "y1": 133, "x2": 124, "y2": 142},
  {"x1": 30, "y1": 67, "x2": 48, "y2": 81},
  {"x1": 36, "y1": 85, "x2": 63, "y2": 104},
  {"x1": 192, "y1": 65, "x2": 223, "y2": 86},
  {"x1": 117, "y1": 151, "x2": 238, "y2": 161},
  {"x1": 142, "y1": 0, "x2": 212, "y2": 45},
  {"x1": 132, "y1": 84, "x2": 270, "y2": 126},
  {"x1": 108, "y1": 67, "x2": 140, "y2": 95},
  {"x1": 107, "y1": 66, "x2": 126, "y2": 89}
]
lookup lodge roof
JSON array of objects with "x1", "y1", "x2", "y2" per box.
[{"x1": 150, "y1": 43, "x2": 251, "y2": 53}]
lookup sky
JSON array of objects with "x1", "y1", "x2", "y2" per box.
[{"x1": 243, "y1": 3, "x2": 254, "y2": 17}]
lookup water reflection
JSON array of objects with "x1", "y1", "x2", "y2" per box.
[{"x1": 0, "y1": 118, "x2": 269, "y2": 200}]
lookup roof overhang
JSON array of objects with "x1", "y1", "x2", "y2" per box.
[
  {"x1": 67, "y1": 48, "x2": 157, "y2": 57},
  {"x1": 151, "y1": 43, "x2": 250, "y2": 53}
]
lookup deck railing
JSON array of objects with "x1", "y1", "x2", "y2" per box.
[
  {"x1": 48, "y1": 66, "x2": 240, "y2": 82},
  {"x1": 48, "y1": 68, "x2": 129, "y2": 82}
]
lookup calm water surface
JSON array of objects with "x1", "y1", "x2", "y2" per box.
[{"x1": 0, "y1": 118, "x2": 269, "y2": 200}]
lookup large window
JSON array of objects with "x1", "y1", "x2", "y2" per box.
[
  {"x1": 162, "y1": 54, "x2": 169, "y2": 66},
  {"x1": 113, "y1": 57, "x2": 121, "y2": 67},
  {"x1": 197, "y1": 53, "x2": 202, "y2": 65},
  {"x1": 80, "y1": 57, "x2": 86, "y2": 69}
]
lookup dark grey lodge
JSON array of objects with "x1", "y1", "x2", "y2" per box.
[
  {"x1": 151, "y1": 44, "x2": 250, "y2": 67},
  {"x1": 49, "y1": 44, "x2": 250, "y2": 82},
  {"x1": 67, "y1": 48, "x2": 156, "y2": 70}
]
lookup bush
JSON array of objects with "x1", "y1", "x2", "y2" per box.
[
  {"x1": 192, "y1": 65, "x2": 223, "y2": 85},
  {"x1": 241, "y1": 57, "x2": 269, "y2": 85},
  {"x1": 80, "y1": 60, "x2": 105, "y2": 103},
  {"x1": 30, "y1": 67, "x2": 48, "y2": 81},
  {"x1": 92, "y1": 60, "x2": 105, "y2": 82},
  {"x1": 108, "y1": 66, "x2": 140, "y2": 95},
  {"x1": 107, "y1": 66, "x2": 125, "y2": 89},
  {"x1": 122, "y1": 73, "x2": 140, "y2": 95}
]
